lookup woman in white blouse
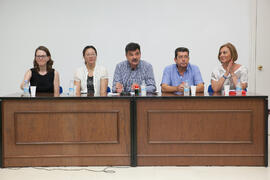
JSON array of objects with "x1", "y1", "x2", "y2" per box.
[
  {"x1": 211, "y1": 43, "x2": 248, "y2": 92},
  {"x1": 74, "y1": 45, "x2": 108, "y2": 96}
]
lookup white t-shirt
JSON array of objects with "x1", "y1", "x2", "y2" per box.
[
  {"x1": 211, "y1": 65, "x2": 248, "y2": 90},
  {"x1": 74, "y1": 65, "x2": 108, "y2": 95}
]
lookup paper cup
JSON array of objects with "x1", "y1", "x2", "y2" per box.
[
  {"x1": 224, "y1": 85, "x2": 230, "y2": 96},
  {"x1": 30, "y1": 86, "x2": 36, "y2": 97},
  {"x1": 191, "y1": 85, "x2": 196, "y2": 96}
]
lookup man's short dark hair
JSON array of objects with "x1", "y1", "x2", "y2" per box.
[
  {"x1": 125, "y1": 42, "x2": 140, "y2": 54},
  {"x1": 175, "y1": 47, "x2": 189, "y2": 58}
]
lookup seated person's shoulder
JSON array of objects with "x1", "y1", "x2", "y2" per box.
[
  {"x1": 140, "y1": 60, "x2": 153, "y2": 67},
  {"x1": 190, "y1": 64, "x2": 202, "y2": 72},
  {"x1": 117, "y1": 60, "x2": 128, "y2": 66},
  {"x1": 211, "y1": 66, "x2": 222, "y2": 74},
  {"x1": 163, "y1": 64, "x2": 176, "y2": 71},
  {"x1": 189, "y1": 63, "x2": 200, "y2": 69},
  {"x1": 48, "y1": 68, "x2": 57, "y2": 75},
  {"x1": 114, "y1": 61, "x2": 127, "y2": 71},
  {"x1": 240, "y1": 65, "x2": 248, "y2": 71},
  {"x1": 96, "y1": 65, "x2": 107, "y2": 71},
  {"x1": 54, "y1": 69, "x2": 59, "y2": 75},
  {"x1": 74, "y1": 66, "x2": 85, "y2": 79},
  {"x1": 96, "y1": 65, "x2": 108, "y2": 75},
  {"x1": 30, "y1": 68, "x2": 37, "y2": 73}
]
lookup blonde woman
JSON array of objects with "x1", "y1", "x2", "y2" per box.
[{"x1": 211, "y1": 43, "x2": 248, "y2": 92}]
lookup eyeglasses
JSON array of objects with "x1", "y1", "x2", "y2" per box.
[
  {"x1": 35, "y1": 55, "x2": 47, "y2": 59},
  {"x1": 85, "y1": 54, "x2": 96, "y2": 57},
  {"x1": 177, "y1": 55, "x2": 189, "y2": 59}
]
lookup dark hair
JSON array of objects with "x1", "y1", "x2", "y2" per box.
[
  {"x1": 218, "y1": 42, "x2": 238, "y2": 62},
  {"x1": 83, "y1": 45, "x2": 97, "y2": 57},
  {"x1": 175, "y1": 47, "x2": 189, "y2": 58},
  {"x1": 33, "y1": 46, "x2": 53, "y2": 72},
  {"x1": 125, "y1": 42, "x2": 140, "y2": 54}
]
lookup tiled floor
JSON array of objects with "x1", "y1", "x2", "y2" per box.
[{"x1": 0, "y1": 166, "x2": 269, "y2": 180}]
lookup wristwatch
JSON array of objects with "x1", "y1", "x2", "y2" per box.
[{"x1": 223, "y1": 74, "x2": 228, "y2": 79}]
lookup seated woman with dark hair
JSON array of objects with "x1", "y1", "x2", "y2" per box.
[
  {"x1": 211, "y1": 42, "x2": 248, "y2": 92},
  {"x1": 20, "y1": 46, "x2": 60, "y2": 96},
  {"x1": 74, "y1": 45, "x2": 108, "y2": 96}
]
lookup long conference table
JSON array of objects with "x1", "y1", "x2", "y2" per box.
[{"x1": 0, "y1": 92, "x2": 268, "y2": 167}]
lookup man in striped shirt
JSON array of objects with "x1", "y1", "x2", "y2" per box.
[{"x1": 112, "y1": 42, "x2": 156, "y2": 93}]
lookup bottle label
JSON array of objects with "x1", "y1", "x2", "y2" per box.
[
  {"x1": 24, "y1": 87, "x2": 29, "y2": 93},
  {"x1": 236, "y1": 87, "x2": 242, "y2": 91},
  {"x1": 141, "y1": 85, "x2": 146, "y2": 96},
  {"x1": 69, "y1": 88, "x2": 74, "y2": 96},
  {"x1": 141, "y1": 85, "x2": 146, "y2": 91}
]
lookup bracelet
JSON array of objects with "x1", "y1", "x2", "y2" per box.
[{"x1": 223, "y1": 75, "x2": 228, "y2": 79}]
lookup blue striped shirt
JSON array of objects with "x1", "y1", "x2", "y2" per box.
[{"x1": 112, "y1": 60, "x2": 156, "y2": 92}]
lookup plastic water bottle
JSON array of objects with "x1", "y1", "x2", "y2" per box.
[
  {"x1": 69, "y1": 80, "x2": 74, "y2": 96},
  {"x1": 183, "y1": 80, "x2": 190, "y2": 96},
  {"x1": 141, "y1": 80, "x2": 146, "y2": 96},
  {"x1": 23, "y1": 80, "x2": 30, "y2": 96},
  {"x1": 74, "y1": 84, "x2": 77, "y2": 96},
  {"x1": 236, "y1": 79, "x2": 242, "y2": 95}
]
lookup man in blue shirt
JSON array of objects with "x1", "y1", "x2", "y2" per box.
[
  {"x1": 161, "y1": 47, "x2": 204, "y2": 93},
  {"x1": 112, "y1": 42, "x2": 156, "y2": 93}
]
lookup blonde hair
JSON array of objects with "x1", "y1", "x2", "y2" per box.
[{"x1": 218, "y1": 42, "x2": 238, "y2": 62}]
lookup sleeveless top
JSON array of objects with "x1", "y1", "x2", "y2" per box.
[{"x1": 30, "y1": 68, "x2": 55, "y2": 93}]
